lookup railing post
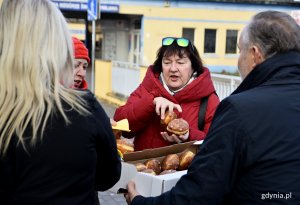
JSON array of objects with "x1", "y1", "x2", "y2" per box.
[{"x1": 230, "y1": 78, "x2": 235, "y2": 94}]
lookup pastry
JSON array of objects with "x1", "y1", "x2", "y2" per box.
[
  {"x1": 167, "y1": 118, "x2": 189, "y2": 136},
  {"x1": 161, "y1": 111, "x2": 177, "y2": 126},
  {"x1": 135, "y1": 163, "x2": 147, "y2": 172},
  {"x1": 116, "y1": 139, "x2": 134, "y2": 154},
  {"x1": 144, "y1": 159, "x2": 161, "y2": 175},
  {"x1": 178, "y1": 149, "x2": 195, "y2": 170},
  {"x1": 161, "y1": 154, "x2": 179, "y2": 171}
]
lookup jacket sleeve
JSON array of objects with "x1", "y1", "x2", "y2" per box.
[
  {"x1": 92, "y1": 97, "x2": 121, "y2": 191},
  {"x1": 113, "y1": 84, "x2": 155, "y2": 135},
  {"x1": 131, "y1": 99, "x2": 246, "y2": 205},
  {"x1": 189, "y1": 93, "x2": 220, "y2": 141}
]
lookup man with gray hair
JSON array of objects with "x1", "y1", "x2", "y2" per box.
[{"x1": 125, "y1": 10, "x2": 300, "y2": 205}]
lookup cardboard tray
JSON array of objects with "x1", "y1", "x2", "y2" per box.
[
  {"x1": 109, "y1": 140, "x2": 202, "y2": 197},
  {"x1": 123, "y1": 140, "x2": 197, "y2": 162}
]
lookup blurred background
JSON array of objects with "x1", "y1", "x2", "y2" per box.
[
  {"x1": 1, "y1": 1, "x2": 299, "y2": 204},
  {"x1": 2, "y1": 0, "x2": 300, "y2": 103}
]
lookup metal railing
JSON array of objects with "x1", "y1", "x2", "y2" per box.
[
  {"x1": 211, "y1": 73, "x2": 241, "y2": 100},
  {"x1": 111, "y1": 61, "x2": 140, "y2": 97},
  {"x1": 111, "y1": 61, "x2": 242, "y2": 101}
]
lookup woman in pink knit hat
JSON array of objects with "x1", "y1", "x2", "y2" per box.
[{"x1": 72, "y1": 37, "x2": 90, "y2": 89}]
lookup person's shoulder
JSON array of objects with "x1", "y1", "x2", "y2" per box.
[
  {"x1": 221, "y1": 92, "x2": 248, "y2": 109},
  {"x1": 220, "y1": 88, "x2": 264, "y2": 117},
  {"x1": 80, "y1": 90, "x2": 100, "y2": 109},
  {"x1": 81, "y1": 89, "x2": 95, "y2": 99},
  {"x1": 144, "y1": 65, "x2": 158, "y2": 78}
]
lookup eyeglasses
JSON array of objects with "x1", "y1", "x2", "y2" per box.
[{"x1": 162, "y1": 37, "x2": 194, "y2": 50}]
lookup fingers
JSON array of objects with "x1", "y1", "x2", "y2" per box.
[
  {"x1": 173, "y1": 104, "x2": 182, "y2": 113},
  {"x1": 167, "y1": 104, "x2": 174, "y2": 113},
  {"x1": 161, "y1": 132, "x2": 182, "y2": 143},
  {"x1": 125, "y1": 181, "x2": 140, "y2": 204},
  {"x1": 153, "y1": 97, "x2": 182, "y2": 118},
  {"x1": 173, "y1": 135, "x2": 183, "y2": 143},
  {"x1": 110, "y1": 118, "x2": 117, "y2": 126},
  {"x1": 124, "y1": 193, "x2": 131, "y2": 205},
  {"x1": 153, "y1": 97, "x2": 162, "y2": 116},
  {"x1": 160, "y1": 132, "x2": 168, "y2": 141},
  {"x1": 160, "y1": 104, "x2": 168, "y2": 120},
  {"x1": 178, "y1": 131, "x2": 189, "y2": 141},
  {"x1": 127, "y1": 181, "x2": 136, "y2": 192}
]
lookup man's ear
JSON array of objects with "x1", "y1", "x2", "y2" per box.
[{"x1": 251, "y1": 45, "x2": 265, "y2": 66}]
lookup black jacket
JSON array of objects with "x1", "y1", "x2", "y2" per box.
[
  {"x1": 0, "y1": 91, "x2": 121, "y2": 205},
  {"x1": 132, "y1": 51, "x2": 300, "y2": 205}
]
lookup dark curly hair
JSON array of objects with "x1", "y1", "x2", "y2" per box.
[{"x1": 152, "y1": 39, "x2": 204, "y2": 76}]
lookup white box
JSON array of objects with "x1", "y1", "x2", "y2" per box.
[
  {"x1": 134, "y1": 169, "x2": 187, "y2": 196},
  {"x1": 110, "y1": 162, "x2": 187, "y2": 197},
  {"x1": 109, "y1": 141, "x2": 202, "y2": 197}
]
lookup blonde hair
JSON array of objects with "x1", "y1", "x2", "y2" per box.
[{"x1": 0, "y1": 0, "x2": 90, "y2": 156}]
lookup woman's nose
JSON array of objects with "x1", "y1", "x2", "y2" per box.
[
  {"x1": 170, "y1": 62, "x2": 177, "y2": 71},
  {"x1": 76, "y1": 67, "x2": 86, "y2": 76}
]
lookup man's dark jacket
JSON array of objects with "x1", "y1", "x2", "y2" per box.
[{"x1": 132, "y1": 51, "x2": 300, "y2": 205}]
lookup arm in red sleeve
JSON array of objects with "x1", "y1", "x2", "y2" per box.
[{"x1": 114, "y1": 84, "x2": 156, "y2": 134}]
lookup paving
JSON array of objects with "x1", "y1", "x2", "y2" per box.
[
  {"x1": 98, "y1": 191, "x2": 127, "y2": 205},
  {"x1": 97, "y1": 99, "x2": 128, "y2": 205}
]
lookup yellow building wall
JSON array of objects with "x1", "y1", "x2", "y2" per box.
[
  {"x1": 95, "y1": 60, "x2": 112, "y2": 99},
  {"x1": 119, "y1": 5, "x2": 257, "y2": 69},
  {"x1": 68, "y1": 22, "x2": 86, "y2": 41},
  {"x1": 95, "y1": 59, "x2": 147, "y2": 105},
  {"x1": 95, "y1": 60, "x2": 126, "y2": 106}
]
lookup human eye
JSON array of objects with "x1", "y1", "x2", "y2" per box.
[
  {"x1": 163, "y1": 60, "x2": 171, "y2": 65},
  {"x1": 176, "y1": 59, "x2": 186, "y2": 64},
  {"x1": 75, "y1": 63, "x2": 80, "y2": 69}
]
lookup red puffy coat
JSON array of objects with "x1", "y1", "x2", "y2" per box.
[{"x1": 114, "y1": 66, "x2": 219, "y2": 151}]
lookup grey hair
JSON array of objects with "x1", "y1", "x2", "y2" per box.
[
  {"x1": 244, "y1": 10, "x2": 300, "y2": 59},
  {"x1": 0, "y1": 0, "x2": 90, "y2": 156}
]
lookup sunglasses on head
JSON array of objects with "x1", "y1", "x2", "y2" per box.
[{"x1": 162, "y1": 37, "x2": 194, "y2": 50}]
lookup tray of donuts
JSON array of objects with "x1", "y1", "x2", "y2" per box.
[
  {"x1": 129, "y1": 140, "x2": 199, "y2": 175},
  {"x1": 109, "y1": 140, "x2": 202, "y2": 196},
  {"x1": 131, "y1": 148, "x2": 196, "y2": 176}
]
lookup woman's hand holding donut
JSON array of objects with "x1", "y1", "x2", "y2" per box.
[{"x1": 153, "y1": 97, "x2": 182, "y2": 120}]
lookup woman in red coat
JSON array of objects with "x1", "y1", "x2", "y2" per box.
[{"x1": 114, "y1": 37, "x2": 220, "y2": 151}]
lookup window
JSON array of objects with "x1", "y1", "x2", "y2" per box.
[
  {"x1": 182, "y1": 28, "x2": 195, "y2": 44},
  {"x1": 225, "y1": 30, "x2": 238, "y2": 54},
  {"x1": 204, "y1": 29, "x2": 216, "y2": 53}
]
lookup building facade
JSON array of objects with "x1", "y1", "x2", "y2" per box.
[{"x1": 94, "y1": 0, "x2": 300, "y2": 73}]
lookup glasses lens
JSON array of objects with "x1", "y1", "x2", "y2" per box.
[
  {"x1": 176, "y1": 38, "x2": 189, "y2": 47},
  {"x1": 162, "y1": 37, "x2": 175, "y2": 46}
]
